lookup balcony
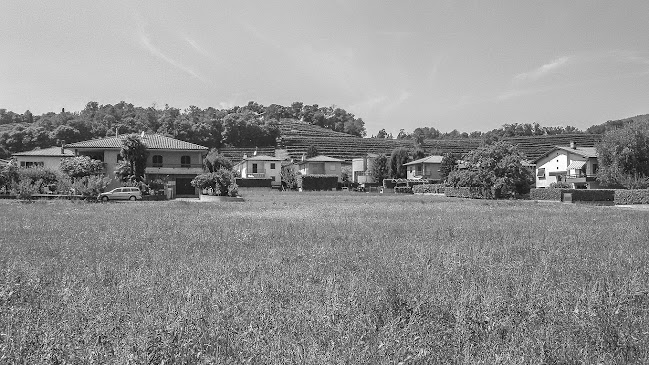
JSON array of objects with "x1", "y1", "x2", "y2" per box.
[
  {"x1": 145, "y1": 163, "x2": 204, "y2": 175},
  {"x1": 245, "y1": 173, "x2": 267, "y2": 178},
  {"x1": 565, "y1": 173, "x2": 597, "y2": 183}
]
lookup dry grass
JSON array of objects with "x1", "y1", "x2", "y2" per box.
[{"x1": 1, "y1": 192, "x2": 648, "y2": 364}]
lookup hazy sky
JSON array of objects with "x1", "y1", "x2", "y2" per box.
[{"x1": 2, "y1": 1, "x2": 649, "y2": 135}]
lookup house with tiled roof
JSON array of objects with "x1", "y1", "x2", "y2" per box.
[
  {"x1": 534, "y1": 141, "x2": 600, "y2": 189},
  {"x1": 297, "y1": 155, "x2": 344, "y2": 182},
  {"x1": 233, "y1": 154, "x2": 283, "y2": 187},
  {"x1": 12, "y1": 146, "x2": 75, "y2": 170},
  {"x1": 65, "y1": 134, "x2": 208, "y2": 196},
  {"x1": 404, "y1": 155, "x2": 444, "y2": 181},
  {"x1": 351, "y1": 153, "x2": 380, "y2": 184}
]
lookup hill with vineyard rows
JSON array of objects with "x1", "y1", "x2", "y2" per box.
[{"x1": 219, "y1": 119, "x2": 602, "y2": 163}]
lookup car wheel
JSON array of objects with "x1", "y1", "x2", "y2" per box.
[
  {"x1": 101, "y1": 196, "x2": 109, "y2": 202},
  {"x1": 129, "y1": 196, "x2": 136, "y2": 201}
]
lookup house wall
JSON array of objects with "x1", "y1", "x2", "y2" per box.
[
  {"x1": 300, "y1": 162, "x2": 342, "y2": 182},
  {"x1": 237, "y1": 160, "x2": 281, "y2": 186},
  {"x1": 351, "y1": 157, "x2": 377, "y2": 183},
  {"x1": 14, "y1": 156, "x2": 66, "y2": 171},
  {"x1": 406, "y1": 162, "x2": 442, "y2": 180}
]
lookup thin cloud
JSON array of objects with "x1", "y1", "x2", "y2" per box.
[
  {"x1": 139, "y1": 32, "x2": 203, "y2": 81},
  {"x1": 185, "y1": 38, "x2": 211, "y2": 58},
  {"x1": 514, "y1": 56, "x2": 571, "y2": 82}
]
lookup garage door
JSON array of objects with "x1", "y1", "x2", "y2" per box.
[{"x1": 176, "y1": 178, "x2": 196, "y2": 196}]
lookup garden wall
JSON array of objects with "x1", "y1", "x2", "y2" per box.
[{"x1": 297, "y1": 175, "x2": 338, "y2": 191}]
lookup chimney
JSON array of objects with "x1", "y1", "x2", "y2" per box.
[{"x1": 570, "y1": 141, "x2": 576, "y2": 149}]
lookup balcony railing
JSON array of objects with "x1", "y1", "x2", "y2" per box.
[
  {"x1": 245, "y1": 173, "x2": 266, "y2": 178},
  {"x1": 567, "y1": 173, "x2": 596, "y2": 178},
  {"x1": 149, "y1": 163, "x2": 204, "y2": 169}
]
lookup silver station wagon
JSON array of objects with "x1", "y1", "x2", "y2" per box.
[{"x1": 98, "y1": 187, "x2": 142, "y2": 201}]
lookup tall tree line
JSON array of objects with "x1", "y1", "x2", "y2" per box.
[{"x1": 0, "y1": 101, "x2": 367, "y2": 158}]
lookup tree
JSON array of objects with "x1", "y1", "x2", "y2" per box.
[
  {"x1": 389, "y1": 147, "x2": 410, "y2": 179},
  {"x1": 203, "y1": 149, "x2": 233, "y2": 172},
  {"x1": 439, "y1": 153, "x2": 460, "y2": 181},
  {"x1": 190, "y1": 168, "x2": 238, "y2": 196},
  {"x1": 60, "y1": 156, "x2": 104, "y2": 179},
  {"x1": 447, "y1": 141, "x2": 532, "y2": 198},
  {"x1": 596, "y1": 120, "x2": 649, "y2": 188},
  {"x1": 375, "y1": 129, "x2": 388, "y2": 139},
  {"x1": 368, "y1": 154, "x2": 389, "y2": 185},
  {"x1": 118, "y1": 135, "x2": 148, "y2": 182},
  {"x1": 305, "y1": 145, "x2": 319, "y2": 158}
]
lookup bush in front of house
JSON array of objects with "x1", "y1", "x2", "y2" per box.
[
  {"x1": 571, "y1": 189, "x2": 615, "y2": 202},
  {"x1": 72, "y1": 175, "x2": 113, "y2": 199},
  {"x1": 297, "y1": 175, "x2": 338, "y2": 191},
  {"x1": 549, "y1": 181, "x2": 571, "y2": 188},
  {"x1": 12, "y1": 177, "x2": 41, "y2": 200},
  {"x1": 614, "y1": 189, "x2": 649, "y2": 204},
  {"x1": 412, "y1": 184, "x2": 446, "y2": 194},
  {"x1": 394, "y1": 186, "x2": 413, "y2": 194},
  {"x1": 191, "y1": 168, "x2": 238, "y2": 197},
  {"x1": 444, "y1": 187, "x2": 495, "y2": 199}
]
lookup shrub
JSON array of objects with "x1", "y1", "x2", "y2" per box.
[
  {"x1": 412, "y1": 184, "x2": 446, "y2": 194},
  {"x1": 444, "y1": 187, "x2": 495, "y2": 199},
  {"x1": 11, "y1": 177, "x2": 40, "y2": 200},
  {"x1": 72, "y1": 175, "x2": 112, "y2": 198},
  {"x1": 549, "y1": 181, "x2": 571, "y2": 188},
  {"x1": 17, "y1": 167, "x2": 58, "y2": 187},
  {"x1": 614, "y1": 189, "x2": 649, "y2": 204},
  {"x1": 297, "y1": 175, "x2": 338, "y2": 191},
  {"x1": 191, "y1": 168, "x2": 238, "y2": 196},
  {"x1": 529, "y1": 188, "x2": 616, "y2": 202},
  {"x1": 60, "y1": 156, "x2": 104, "y2": 178}
]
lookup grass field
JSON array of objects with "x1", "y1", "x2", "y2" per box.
[{"x1": 1, "y1": 192, "x2": 649, "y2": 364}]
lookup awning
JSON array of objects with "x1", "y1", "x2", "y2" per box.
[{"x1": 567, "y1": 160, "x2": 586, "y2": 170}]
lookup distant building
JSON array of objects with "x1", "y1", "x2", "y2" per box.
[
  {"x1": 351, "y1": 153, "x2": 379, "y2": 184},
  {"x1": 534, "y1": 142, "x2": 600, "y2": 189},
  {"x1": 404, "y1": 155, "x2": 444, "y2": 181},
  {"x1": 233, "y1": 154, "x2": 283, "y2": 187},
  {"x1": 297, "y1": 155, "x2": 344, "y2": 182},
  {"x1": 66, "y1": 134, "x2": 208, "y2": 196},
  {"x1": 12, "y1": 146, "x2": 75, "y2": 170}
]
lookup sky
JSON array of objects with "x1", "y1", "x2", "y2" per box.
[{"x1": 1, "y1": 0, "x2": 649, "y2": 135}]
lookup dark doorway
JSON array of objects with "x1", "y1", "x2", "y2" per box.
[{"x1": 176, "y1": 178, "x2": 196, "y2": 196}]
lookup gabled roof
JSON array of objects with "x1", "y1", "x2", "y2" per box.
[
  {"x1": 65, "y1": 134, "x2": 208, "y2": 151},
  {"x1": 297, "y1": 155, "x2": 344, "y2": 164},
  {"x1": 533, "y1": 145, "x2": 598, "y2": 163},
  {"x1": 404, "y1": 155, "x2": 444, "y2": 166},
  {"x1": 242, "y1": 154, "x2": 282, "y2": 161},
  {"x1": 12, "y1": 146, "x2": 75, "y2": 157}
]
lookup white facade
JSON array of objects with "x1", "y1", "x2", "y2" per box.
[
  {"x1": 234, "y1": 155, "x2": 282, "y2": 187},
  {"x1": 535, "y1": 146, "x2": 599, "y2": 189}
]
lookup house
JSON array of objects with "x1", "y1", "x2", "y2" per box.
[
  {"x1": 297, "y1": 155, "x2": 344, "y2": 182},
  {"x1": 404, "y1": 155, "x2": 444, "y2": 181},
  {"x1": 12, "y1": 146, "x2": 75, "y2": 170},
  {"x1": 351, "y1": 153, "x2": 379, "y2": 184},
  {"x1": 65, "y1": 134, "x2": 208, "y2": 196},
  {"x1": 233, "y1": 154, "x2": 283, "y2": 187},
  {"x1": 534, "y1": 142, "x2": 599, "y2": 189}
]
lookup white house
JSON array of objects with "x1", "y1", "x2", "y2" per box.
[
  {"x1": 233, "y1": 154, "x2": 283, "y2": 187},
  {"x1": 12, "y1": 146, "x2": 75, "y2": 170},
  {"x1": 534, "y1": 142, "x2": 599, "y2": 189},
  {"x1": 297, "y1": 155, "x2": 344, "y2": 182},
  {"x1": 404, "y1": 155, "x2": 444, "y2": 181}
]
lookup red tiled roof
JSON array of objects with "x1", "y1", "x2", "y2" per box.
[
  {"x1": 12, "y1": 146, "x2": 75, "y2": 157},
  {"x1": 65, "y1": 134, "x2": 208, "y2": 151}
]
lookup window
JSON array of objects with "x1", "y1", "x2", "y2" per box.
[
  {"x1": 592, "y1": 163, "x2": 598, "y2": 174},
  {"x1": 181, "y1": 155, "x2": 191, "y2": 167},
  {"x1": 270, "y1": 163, "x2": 276, "y2": 169},
  {"x1": 20, "y1": 161, "x2": 44, "y2": 168},
  {"x1": 252, "y1": 163, "x2": 258, "y2": 173},
  {"x1": 537, "y1": 168, "x2": 545, "y2": 178},
  {"x1": 271, "y1": 176, "x2": 276, "y2": 181},
  {"x1": 152, "y1": 155, "x2": 163, "y2": 167}
]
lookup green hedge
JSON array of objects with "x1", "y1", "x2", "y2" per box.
[
  {"x1": 297, "y1": 175, "x2": 338, "y2": 191},
  {"x1": 413, "y1": 184, "x2": 446, "y2": 194},
  {"x1": 236, "y1": 178, "x2": 272, "y2": 188},
  {"x1": 614, "y1": 189, "x2": 649, "y2": 204},
  {"x1": 394, "y1": 186, "x2": 413, "y2": 194},
  {"x1": 444, "y1": 187, "x2": 495, "y2": 199},
  {"x1": 529, "y1": 188, "x2": 565, "y2": 201},
  {"x1": 530, "y1": 188, "x2": 616, "y2": 202},
  {"x1": 383, "y1": 179, "x2": 431, "y2": 188}
]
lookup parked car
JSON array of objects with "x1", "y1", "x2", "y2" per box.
[{"x1": 98, "y1": 187, "x2": 142, "y2": 201}]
